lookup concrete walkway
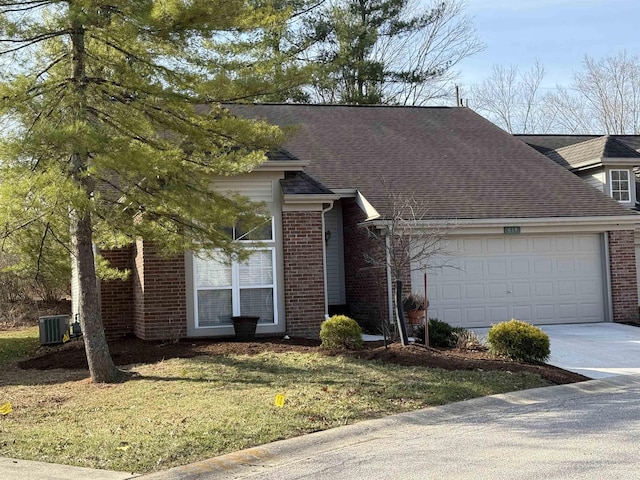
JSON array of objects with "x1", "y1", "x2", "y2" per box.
[
  {"x1": 0, "y1": 456, "x2": 137, "y2": 480},
  {"x1": 475, "y1": 322, "x2": 640, "y2": 379}
]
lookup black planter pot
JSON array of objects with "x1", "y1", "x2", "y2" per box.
[{"x1": 232, "y1": 316, "x2": 260, "y2": 341}]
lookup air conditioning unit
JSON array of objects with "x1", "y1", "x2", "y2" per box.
[{"x1": 39, "y1": 315, "x2": 70, "y2": 346}]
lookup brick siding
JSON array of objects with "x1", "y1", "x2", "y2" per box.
[
  {"x1": 342, "y1": 199, "x2": 389, "y2": 332},
  {"x1": 132, "y1": 241, "x2": 187, "y2": 340},
  {"x1": 608, "y1": 230, "x2": 638, "y2": 322},
  {"x1": 99, "y1": 247, "x2": 134, "y2": 339},
  {"x1": 282, "y1": 210, "x2": 326, "y2": 338}
]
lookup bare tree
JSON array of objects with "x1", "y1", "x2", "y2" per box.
[
  {"x1": 471, "y1": 51, "x2": 640, "y2": 135},
  {"x1": 363, "y1": 183, "x2": 456, "y2": 346},
  {"x1": 547, "y1": 51, "x2": 640, "y2": 134},
  {"x1": 469, "y1": 60, "x2": 556, "y2": 133}
]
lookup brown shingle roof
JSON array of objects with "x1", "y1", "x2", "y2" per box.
[
  {"x1": 544, "y1": 136, "x2": 640, "y2": 169},
  {"x1": 280, "y1": 171, "x2": 334, "y2": 195},
  {"x1": 230, "y1": 104, "x2": 636, "y2": 220}
]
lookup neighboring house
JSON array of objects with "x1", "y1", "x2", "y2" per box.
[
  {"x1": 95, "y1": 106, "x2": 640, "y2": 340},
  {"x1": 518, "y1": 134, "x2": 640, "y2": 305}
]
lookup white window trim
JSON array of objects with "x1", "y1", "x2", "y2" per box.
[
  {"x1": 609, "y1": 169, "x2": 632, "y2": 203},
  {"x1": 194, "y1": 247, "x2": 278, "y2": 329},
  {"x1": 235, "y1": 216, "x2": 275, "y2": 243}
]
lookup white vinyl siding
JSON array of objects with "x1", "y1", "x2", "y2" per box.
[
  {"x1": 583, "y1": 170, "x2": 605, "y2": 192},
  {"x1": 412, "y1": 234, "x2": 606, "y2": 328}
]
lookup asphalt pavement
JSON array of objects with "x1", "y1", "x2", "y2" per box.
[{"x1": 138, "y1": 374, "x2": 640, "y2": 480}]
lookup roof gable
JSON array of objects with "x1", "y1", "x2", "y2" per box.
[{"x1": 546, "y1": 136, "x2": 640, "y2": 169}]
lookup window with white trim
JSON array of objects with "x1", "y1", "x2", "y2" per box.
[
  {"x1": 194, "y1": 217, "x2": 276, "y2": 328},
  {"x1": 610, "y1": 169, "x2": 631, "y2": 202}
]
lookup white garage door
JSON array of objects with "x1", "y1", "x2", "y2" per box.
[{"x1": 411, "y1": 234, "x2": 606, "y2": 328}]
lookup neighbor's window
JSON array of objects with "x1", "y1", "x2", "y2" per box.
[
  {"x1": 194, "y1": 216, "x2": 276, "y2": 328},
  {"x1": 610, "y1": 169, "x2": 631, "y2": 202}
]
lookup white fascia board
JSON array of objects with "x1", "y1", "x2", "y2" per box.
[
  {"x1": 571, "y1": 158, "x2": 640, "y2": 171},
  {"x1": 331, "y1": 188, "x2": 358, "y2": 198},
  {"x1": 600, "y1": 158, "x2": 640, "y2": 167},
  {"x1": 355, "y1": 190, "x2": 380, "y2": 220},
  {"x1": 365, "y1": 215, "x2": 640, "y2": 235},
  {"x1": 283, "y1": 194, "x2": 340, "y2": 204},
  {"x1": 254, "y1": 160, "x2": 308, "y2": 171}
]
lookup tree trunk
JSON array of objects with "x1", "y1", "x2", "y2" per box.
[
  {"x1": 71, "y1": 211, "x2": 123, "y2": 383},
  {"x1": 70, "y1": 13, "x2": 123, "y2": 383}
]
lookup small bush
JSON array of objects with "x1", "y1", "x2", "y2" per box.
[
  {"x1": 454, "y1": 329, "x2": 486, "y2": 351},
  {"x1": 320, "y1": 315, "x2": 363, "y2": 349},
  {"x1": 412, "y1": 318, "x2": 464, "y2": 348},
  {"x1": 487, "y1": 319, "x2": 550, "y2": 363}
]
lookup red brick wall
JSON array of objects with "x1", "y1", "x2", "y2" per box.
[
  {"x1": 99, "y1": 247, "x2": 134, "y2": 339},
  {"x1": 342, "y1": 199, "x2": 389, "y2": 332},
  {"x1": 282, "y1": 210, "x2": 326, "y2": 338},
  {"x1": 133, "y1": 241, "x2": 187, "y2": 340},
  {"x1": 608, "y1": 230, "x2": 638, "y2": 322}
]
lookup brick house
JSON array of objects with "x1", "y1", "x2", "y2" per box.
[{"x1": 91, "y1": 105, "x2": 640, "y2": 340}]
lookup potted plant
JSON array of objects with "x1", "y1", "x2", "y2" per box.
[
  {"x1": 232, "y1": 315, "x2": 260, "y2": 341},
  {"x1": 402, "y1": 293, "x2": 428, "y2": 325}
]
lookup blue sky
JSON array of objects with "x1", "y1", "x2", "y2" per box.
[{"x1": 456, "y1": 0, "x2": 640, "y2": 90}]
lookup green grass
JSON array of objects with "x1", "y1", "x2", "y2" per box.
[
  {"x1": 0, "y1": 348, "x2": 551, "y2": 473},
  {"x1": 0, "y1": 326, "x2": 39, "y2": 366}
]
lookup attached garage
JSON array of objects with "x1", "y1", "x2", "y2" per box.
[{"x1": 412, "y1": 233, "x2": 607, "y2": 329}]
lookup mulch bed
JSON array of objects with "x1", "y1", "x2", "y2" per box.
[{"x1": 17, "y1": 335, "x2": 589, "y2": 385}]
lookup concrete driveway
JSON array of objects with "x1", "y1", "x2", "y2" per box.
[{"x1": 475, "y1": 322, "x2": 640, "y2": 379}]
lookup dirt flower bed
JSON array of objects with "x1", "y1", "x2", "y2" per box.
[{"x1": 18, "y1": 335, "x2": 588, "y2": 385}]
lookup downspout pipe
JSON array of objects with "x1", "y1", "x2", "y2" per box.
[{"x1": 322, "y1": 201, "x2": 335, "y2": 320}]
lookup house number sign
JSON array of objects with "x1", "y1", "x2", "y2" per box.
[{"x1": 503, "y1": 226, "x2": 521, "y2": 235}]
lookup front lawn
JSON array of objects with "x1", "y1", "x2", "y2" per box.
[
  {"x1": 0, "y1": 338, "x2": 551, "y2": 473},
  {"x1": 0, "y1": 326, "x2": 39, "y2": 366}
]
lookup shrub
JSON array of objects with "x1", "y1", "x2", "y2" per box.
[
  {"x1": 453, "y1": 329, "x2": 486, "y2": 351},
  {"x1": 487, "y1": 319, "x2": 550, "y2": 363},
  {"x1": 320, "y1": 315, "x2": 363, "y2": 349},
  {"x1": 412, "y1": 318, "x2": 464, "y2": 348}
]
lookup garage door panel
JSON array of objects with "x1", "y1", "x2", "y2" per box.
[
  {"x1": 442, "y1": 308, "x2": 462, "y2": 324},
  {"x1": 488, "y1": 283, "x2": 508, "y2": 298},
  {"x1": 512, "y1": 305, "x2": 532, "y2": 321},
  {"x1": 534, "y1": 281, "x2": 553, "y2": 296},
  {"x1": 536, "y1": 304, "x2": 555, "y2": 321},
  {"x1": 442, "y1": 285, "x2": 461, "y2": 300},
  {"x1": 557, "y1": 280, "x2": 577, "y2": 296},
  {"x1": 465, "y1": 284, "x2": 485, "y2": 299},
  {"x1": 414, "y1": 234, "x2": 605, "y2": 328},
  {"x1": 558, "y1": 304, "x2": 578, "y2": 319},
  {"x1": 557, "y1": 258, "x2": 576, "y2": 273},
  {"x1": 580, "y1": 279, "x2": 599, "y2": 295},
  {"x1": 464, "y1": 259, "x2": 484, "y2": 276},
  {"x1": 487, "y1": 259, "x2": 507, "y2": 275},
  {"x1": 511, "y1": 282, "x2": 531, "y2": 297},
  {"x1": 533, "y1": 258, "x2": 553, "y2": 274},
  {"x1": 489, "y1": 306, "x2": 509, "y2": 324},
  {"x1": 466, "y1": 307, "x2": 485, "y2": 324}
]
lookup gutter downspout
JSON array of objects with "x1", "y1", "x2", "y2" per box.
[{"x1": 322, "y1": 202, "x2": 335, "y2": 320}]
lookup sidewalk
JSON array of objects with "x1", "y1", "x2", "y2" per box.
[{"x1": 0, "y1": 456, "x2": 137, "y2": 480}]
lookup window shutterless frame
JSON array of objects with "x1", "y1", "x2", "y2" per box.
[
  {"x1": 193, "y1": 215, "x2": 277, "y2": 329},
  {"x1": 610, "y1": 169, "x2": 631, "y2": 202}
]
